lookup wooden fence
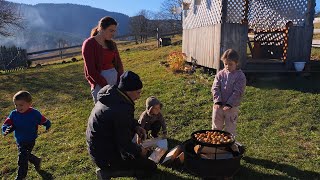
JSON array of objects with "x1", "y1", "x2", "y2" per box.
[
  {"x1": 0, "y1": 46, "x2": 28, "y2": 70},
  {"x1": 0, "y1": 31, "x2": 182, "y2": 70},
  {"x1": 27, "y1": 45, "x2": 82, "y2": 62}
]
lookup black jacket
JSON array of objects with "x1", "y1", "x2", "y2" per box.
[{"x1": 86, "y1": 85, "x2": 141, "y2": 164}]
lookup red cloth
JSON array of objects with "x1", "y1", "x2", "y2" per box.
[
  {"x1": 101, "y1": 48, "x2": 115, "y2": 70},
  {"x1": 82, "y1": 37, "x2": 124, "y2": 89}
]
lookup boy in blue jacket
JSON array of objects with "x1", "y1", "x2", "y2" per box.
[{"x1": 2, "y1": 91, "x2": 51, "y2": 180}]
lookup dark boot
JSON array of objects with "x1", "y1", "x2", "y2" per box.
[
  {"x1": 29, "y1": 155, "x2": 41, "y2": 171},
  {"x1": 96, "y1": 168, "x2": 111, "y2": 180},
  {"x1": 34, "y1": 157, "x2": 41, "y2": 171}
]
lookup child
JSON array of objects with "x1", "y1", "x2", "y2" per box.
[
  {"x1": 211, "y1": 49, "x2": 246, "y2": 136},
  {"x1": 2, "y1": 91, "x2": 51, "y2": 180},
  {"x1": 138, "y1": 96, "x2": 167, "y2": 138}
]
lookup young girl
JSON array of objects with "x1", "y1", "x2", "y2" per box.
[{"x1": 211, "y1": 49, "x2": 246, "y2": 136}]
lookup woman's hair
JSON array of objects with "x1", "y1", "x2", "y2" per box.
[
  {"x1": 13, "y1": 91, "x2": 32, "y2": 103},
  {"x1": 221, "y1": 49, "x2": 239, "y2": 64},
  {"x1": 91, "y1": 16, "x2": 118, "y2": 50}
]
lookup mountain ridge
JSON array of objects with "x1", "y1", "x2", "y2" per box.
[{"x1": 0, "y1": 3, "x2": 130, "y2": 51}]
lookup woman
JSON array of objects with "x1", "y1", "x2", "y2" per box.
[{"x1": 82, "y1": 16, "x2": 124, "y2": 103}]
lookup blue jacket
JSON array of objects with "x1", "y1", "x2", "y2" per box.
[{"x1": 2, "y1": 108, "x2": 51, "y2": 144}]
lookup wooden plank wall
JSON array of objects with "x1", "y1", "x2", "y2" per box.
[
  {"x1": 182, "y1": 24, "x2": 221, "y2": 69},
  {"x1": 286, "y1": 0, "x2": 314, "y2": 70},
  {"x1": 220, "y1": 23, "x2": 248, "y2": 69},
  {"x1": 286, "y1": 26, "x2": 313, "y2": 69}
]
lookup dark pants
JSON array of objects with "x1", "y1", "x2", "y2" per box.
[
  {"x1": 96, "y1": 157, "x2": 157, "y2": 179},
  {"x1": 16, "y1": 141, "x2": 40, "y2": 179},
  {"x1": 145, "y1": 121, "x2": 162, "y2": 138}
]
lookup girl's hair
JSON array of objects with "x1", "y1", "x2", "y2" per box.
[
  {"x1": 221, "y1": 49, "x2": 239, "y2": 64},
  {"x1": 13, "y1": 91, "x2": 32, "y2": 103},
  {"x1": 91, "y1": 16, "x2": 118, "y2": 50}
]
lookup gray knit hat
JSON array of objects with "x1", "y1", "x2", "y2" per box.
[{"x1": 146, "y1": 96, "x2": 163, "y2": 113}]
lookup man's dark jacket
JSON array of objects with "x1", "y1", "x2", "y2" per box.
[{"x1": 86, "y1": 85, "x2": 141, "y2": 165}]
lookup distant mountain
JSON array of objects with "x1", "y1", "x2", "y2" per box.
[{"x1": 0, "y1": 3, "x2": 130, "y2": 52}]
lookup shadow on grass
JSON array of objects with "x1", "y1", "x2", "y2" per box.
[
  {"x1": 37, "y1": 169, "x2": 53, "y2": 180},
  {"x1": 161, "y1": 139, "x2": 320, "y2": 179},
  {"x1": 239, "y1": 156, "x2": 320, "y2": 179},
  {"x1": 151, "y1": 168, "x2": 193, "y2": 180},
  {"x1": 247, "y1": 73, "x2": 320, "y2": 93}
]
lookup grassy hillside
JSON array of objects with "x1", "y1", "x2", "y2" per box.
[{"x1": 0, "y1": 39, "x2": 319, "y2": 179}]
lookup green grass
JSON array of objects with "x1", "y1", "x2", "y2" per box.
[
  {"x1": 314, "y1": 23, "x2": 320, "y2": 29},
  {"x1": 0, "y1": 39, "x2": 319, "y2": 179},
  {"x1": 313, "y1": 33, "x2": 320, "y2": 40},
  {"x1": 311, "y1": 47, "x2": 320, "y2": 60}
]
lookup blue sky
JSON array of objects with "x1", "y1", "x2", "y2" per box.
[
  {"x1": 8, "y1": 0, "x2": 166, "y2": 17},
  {"x1": 8, "y1": 0, "x2": 320, "y2": 16}
]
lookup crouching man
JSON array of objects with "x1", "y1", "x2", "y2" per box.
[{"x1": 86, "y1": 71, "x2": 157, "y2": 179}]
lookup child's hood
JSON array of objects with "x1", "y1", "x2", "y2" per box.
[{"x1": 146, "y1": 96, "x2": 162, "y2": 113}]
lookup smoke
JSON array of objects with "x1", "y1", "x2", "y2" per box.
[
  {"x1": 0, "y1": 4, "x2": 45, "y2": 51},
  {"x1": 21, "y1": 4, "x2": 45, "y2": 28},
  {"x1": 0, "y1": 4, "x2": 84, "y2": 52}
]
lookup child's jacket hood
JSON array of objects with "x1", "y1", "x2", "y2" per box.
[{"x1": 146, "y1": 96, "x2": 162, "y2": 114}]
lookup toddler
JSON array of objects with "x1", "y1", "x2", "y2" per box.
[{"x1": 2, "y1": 91, "x2": 51, "y2": 180}]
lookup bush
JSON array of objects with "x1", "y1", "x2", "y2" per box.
[
  {"x1": 71, "y1": 57, "x2": 77, "y2": 62},
  {"x1": 167, "y1": 51, "x2": 186, "y2": 72},
  {"x1": 26, "y1": 60, "x2": 32, "y2": 68}
]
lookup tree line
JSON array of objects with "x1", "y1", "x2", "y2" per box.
[{"x1": 129, "y1": 0, "x2": 183, "y2": 44}]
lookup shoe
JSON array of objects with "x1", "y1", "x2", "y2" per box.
[
  {"x1": 96, "y1": 168, "x2": 111, "y2": 180},
  {"x1": 15, "y1": 176, "x2": 26, "y2": 180},
  {"x1": 34, "y1": 158, "x2": 42, "y2": 171}
]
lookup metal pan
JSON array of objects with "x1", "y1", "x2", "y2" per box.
[{"x1": 191, "y1": 129, "x2": 235, "y2": 147}]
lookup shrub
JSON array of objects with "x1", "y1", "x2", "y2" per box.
[
  {"x1": 167, "y1": 51, "x2": 186, "y2": 72},
  {"x1": 26, "y1": 60, "x2": 32, "y2": 67},
  {"x1": 71, "y1": 57, "x2": 77, "y2": 62}
]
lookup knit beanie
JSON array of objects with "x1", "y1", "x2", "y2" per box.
[
  {"x1": 146, "y1": 96, "x2": 163, "y2": 113},
  {"x1": 118, "y1": 71, "x2": 143, "y2": 91}
]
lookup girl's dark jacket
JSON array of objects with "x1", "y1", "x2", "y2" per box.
[{"x1": 86, "y1": 85, "x2": 142, "y2": 164}]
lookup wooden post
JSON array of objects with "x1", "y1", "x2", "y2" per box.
[
  {"x1": 305, "y1": 0, "x2": 316, "y2": 63},
  {"x1": 242, "y1": 0, "x2": 249, "y2": 24},
  {"x1": 306, "y1": 0, "x2": 316, "y2": 27},
  {"x1": 221, "y1": 0, "x2": 228, "y2": 23},
  {"x1": 156, "y1": 28, "x2": 160, "y2": 48}
]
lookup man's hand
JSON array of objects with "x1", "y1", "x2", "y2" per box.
[
  {"x1": 135, "y1": 126, "x2": 147, "y2": 141},
  {"x1": 223, "y1": 106, "x2": 231, "y2": 111},
  {"x1": 140, "y1": 147, "x2": 148, "y2": 157},
  {"x1": 3, "y1": 125, "x2": 13, "y2": 136},
  {"x1": 214, "y1": 104, "x2": 221, "y2": 109}
]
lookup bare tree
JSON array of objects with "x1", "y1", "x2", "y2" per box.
[
  {"x1": 129, "y1": 10, "x2": 151, "y2": 44},
  {"x1": 160, "y1": 0, "x2": 183, "y2": 34},
  {"x1": 57, "y1": 38, "x2": 68, "y2": 59},
  {"x1": 0, "y1": 0, "x2": 23, "y2": 37}
]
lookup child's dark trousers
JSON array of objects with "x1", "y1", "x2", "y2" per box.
[
  {"x1": 145, "y1": 121, "x2": 162, "y2": 138},
  {"x1": 16, "y1": 141, "x2": 41, "y2": 179}
]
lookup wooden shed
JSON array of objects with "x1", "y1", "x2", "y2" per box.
[{"x1": 182, "y1": 0, "x2": 316, "y2": 72}]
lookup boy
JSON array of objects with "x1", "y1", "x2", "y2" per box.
[
  {"x1": 139, "y1": 96, "x2": 167, "y2": 138},
  {"x1": 211, "y1": 49, "x2": 246, "y2": 136},
  {"x1": 2, "y1": 91, "x2": 51, "y2": 180}
]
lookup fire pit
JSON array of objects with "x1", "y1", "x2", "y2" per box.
[{"x1": 183, "y1": 130, "x2": 244, "y2": 178}]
